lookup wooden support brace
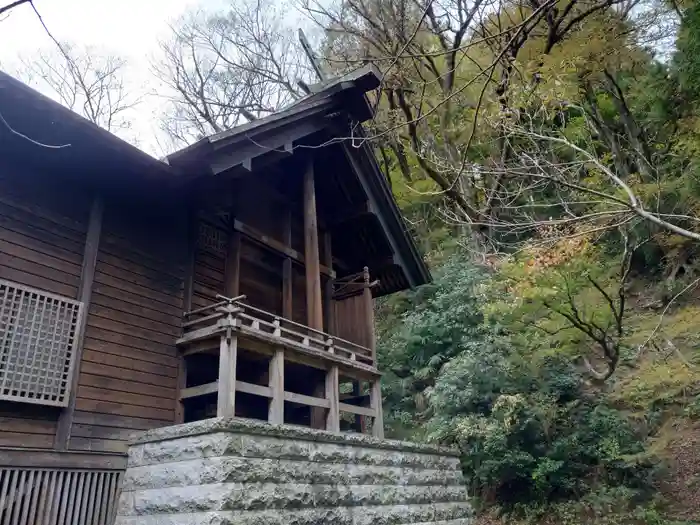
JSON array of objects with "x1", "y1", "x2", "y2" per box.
[
  {"x1": 217, "y1": 331, "x2": 237, "y2": 417},
  {"x1": 370, "y1": 378, "x2": 384, "y2": 439},
  {"x1": 268, "y1": 348, "x2": 284, "y2": 424},
  {"x1": 325, "y1": 365, "x2": 340, "y2": 433}
]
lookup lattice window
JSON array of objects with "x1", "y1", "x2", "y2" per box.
[
  {"x1": 0, "y1": 279, "x2": 83, "y2": 407},
  {"x1": 198, "y1": 221, "x2": 227, "y2": 254}
]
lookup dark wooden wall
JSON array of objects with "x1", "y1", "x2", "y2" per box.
[
  {"x1": 332, "y1": 294, "x2": 373, "y2": 350},
  {"x1": 72, "y1": 200, "x2": 187, "y2": 453},
  {"x1": 0, "y1": 164, "x2": 91, "y2": 449},
  {"x1": 191, "y1": 217, "x2": 227, "y2": 311},
  {"x1": 0, "y1": 162, "x2": 188, "y2": 455}
]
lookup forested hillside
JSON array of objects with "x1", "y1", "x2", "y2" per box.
[{"x1": 364, "y1": 2, "x2": 700, "y2": 521}]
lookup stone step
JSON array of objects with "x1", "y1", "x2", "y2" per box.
[{"x1": 122, "y1": 456, "x2": 465, "y2": 491}]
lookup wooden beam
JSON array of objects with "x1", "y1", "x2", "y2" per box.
[
  {"x1": 303, "y1": 157, "x2": 324, "y2": 331},
  {"x1": 233, "y1": 219, "x2": 334, "y2": 277},
  {"x1": 236, "y1": 380, "x2": 271, "y2": 398},
  {"x1": 180, "y1": 379, "x2": 272, "y2": 400},
  {"x1": 55, "y1": 195, "x2": 103, "y2": 450},
  {"x1": 217, "y1": 332, "x2": 238, "y2": 417},
  {"x1": 338, "y1": 402, "x2": 376, "y2": 418},
  {"x1": 284, "y1": 391, "x2": 330, "y2": 409},
  {"x1": 370, "y1": 379, "x2": 384, "y2": 439},
  {"x1": 325, "y1": 365, "x2": 340, "y2": 433},
  {"x1": 224, "y1": 230, "x2": 241, "y2": 296},
  {"x1": 180, "y1": 381, "x2": 218, "y2": 399},
  {"x1": 268, "y1": 349, "x2": 285, "y2": 424}
]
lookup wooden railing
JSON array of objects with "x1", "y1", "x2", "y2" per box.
[
  {"x1": 179, "y1": 295, "x2": 376, "y2": 372},
  {"x1": 176, "y1": 295, "x2": 384, "y2": 438}
]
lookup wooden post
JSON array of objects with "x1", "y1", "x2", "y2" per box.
[
  {"x1": 55, "y1": 195, "x2": 103, "y2": 450},
  {"x1": 217, "y1": 329, "x2": 237, "y2": 417},
  {"x1": 351, "y1": 381, "x2": 363, "y2": 433},
  {"x1": 370, "y1": 379, "x2": 384, "y2": 439},
  {"x1": 175, "y1": 359, "x2": 188, "y2": 424},
  {"x1": 325, "y1": 365, "x2": 340, "y2": 433},
  {"x1": 322, "y1": 231, "x2": 335, "y2": 334},
  {"x1": 268, "y1": 348, "x2": 285, "y2": 424},
  {"x1": 177, "y1": 209, "x2": 197, "y2": 425},
  {"x1": 304, "y1": 156, "x2": 327, "y2": 429},
  {"x1": 225, "y1": 230, "x2": 241, "y2": 297},
  {"x1": 283, "y1": 207, "x2": 293, "y2": 319},
  {"x1": 303, "y1": 157, "x2": 323, "y2": 331},
  {"x1": 362, "y1": 267, "x2": 376, "y2": 364}
]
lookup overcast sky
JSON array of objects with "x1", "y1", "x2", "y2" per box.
[{"x1": 0, "y1": 0, "x2": 209, "y2": 156}]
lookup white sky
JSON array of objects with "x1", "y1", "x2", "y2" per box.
[{"x1": 0, "y1": 0, "x2": 209, "y2": 156}]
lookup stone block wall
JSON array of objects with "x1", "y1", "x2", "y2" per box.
[{"x1": 115, "y1": 417, "x2": 473, "y2": 525}]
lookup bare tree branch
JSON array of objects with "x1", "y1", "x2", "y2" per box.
[
  {"x1": 153, "y1": 0, "x2": 312, "y2": 148},
  {"x1": 19, "y1": 42, "x2": 137, "y2": 132}
]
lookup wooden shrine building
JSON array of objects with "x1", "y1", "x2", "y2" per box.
[{"x1": 0, "y1": 66, "x2": 429, "y2": 524}]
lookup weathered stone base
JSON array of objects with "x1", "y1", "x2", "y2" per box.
[{"x1": 115, "y1": 418, "x2": 473, "y2": 525}]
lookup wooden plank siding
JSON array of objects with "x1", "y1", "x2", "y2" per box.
[
  {"x1": 332, "y1": 293, "x2": 373, "y2": 350},
  {"x1": 70, "y1": 201, "x2": 187, "y2": 453},
  {"x1": 191, "y1": 219, "x2": 227, "y2": 310},
  {"x1": 0, "y1": 166, "x2": 91, "y2": 448}
]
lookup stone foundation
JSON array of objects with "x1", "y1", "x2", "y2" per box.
[{"x1": 115, "y1": 417, "x2": 472, "y2": 525}]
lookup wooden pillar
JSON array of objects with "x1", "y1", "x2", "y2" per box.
[
  {"x1": 217, "y1": 329, "x2": 237, "y2": 417},
  {"x1": 304, "y1": 156, "x2": 327, "y2": 429},
  {"x1": 283, "y1": 208, "x2": 293, "y2": 319},
  {"x1": 268, "y1": 348, "x2": 285, "y2": 424},
  {"x1": 351, "y1": 381, "x2": 363, "y2": 433},
  {"x1": 177, "y1": 209, "x2": 197, "y2": 425},
  {"x1": 370, "y1": 379, "x2": 384, "y2": 439},
  {"x1": 322, "y1": 231, "x2": 335, "y2": 334},
  {"x1": 224, "y1": 230, "x2": 241, "y2": 297},
  {"x1": 362, "y1": 267, "x2": 377, "y2": 364},
  {"x1": 175, "y1": 359, "x2": 188, "y2": 424},
  {"x1": 303, "y1": 157, "x2": 323, "y2": 331},
  {"x1": 325, "y1": 365, "x2": 340, "y2": 433},
  {"x1": 55, "y1": 195, "x2": 103, "y2": 450}
]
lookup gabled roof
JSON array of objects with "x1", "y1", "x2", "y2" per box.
[
  {"x1": 167, "y1": 65, "x2": 431, "y2": 294},
  {"x1": 0, "y1": 71, "x2": 174, "y2": 192}
]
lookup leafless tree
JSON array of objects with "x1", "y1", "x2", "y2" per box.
[
  {"x1": 542, "y1": 233, "x2": 640, "y2": 381},
  {"x1": 20, "y1": 43, "x2": 136, "y2": 132},
  {"x1": 153, "y1": 0, "x2": 313, "y2": 147}
]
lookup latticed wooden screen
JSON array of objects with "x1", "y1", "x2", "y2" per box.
[
  {"x1": 0, "y1": 279, "x2": 83, "y2": 407},
  {"x1": 198, "y1": 220, "x2": 227, "y2": 254}
]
